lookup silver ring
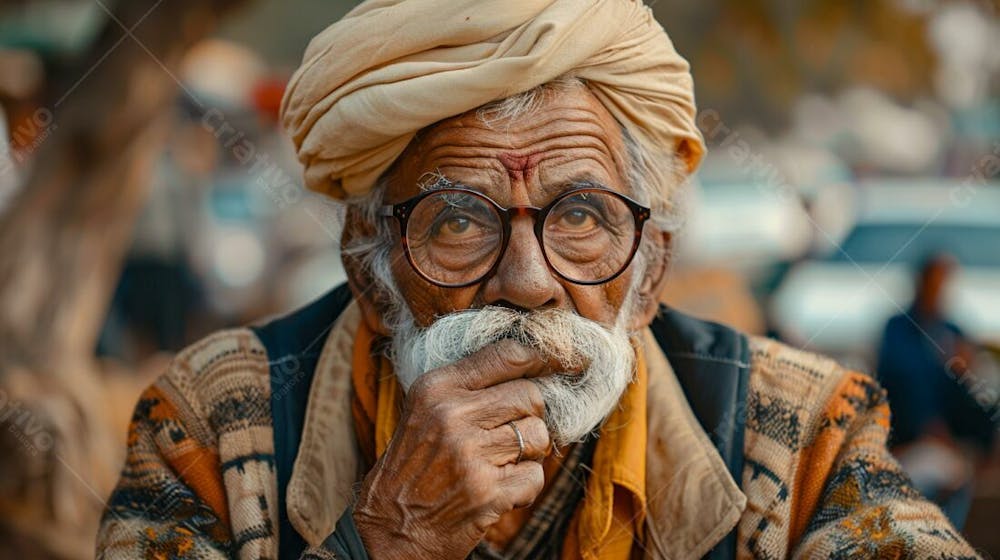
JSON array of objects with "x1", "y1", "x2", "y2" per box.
[{"x1": 507, "y1": 420, "x2": 525, "y2": 464}]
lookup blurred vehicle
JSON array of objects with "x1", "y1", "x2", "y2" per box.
[
  {"x1": 680, "y1": 182, "x2": 813, "y2": 270},
  {"x1": 771, "y1": 180, "x2": 1000, "y2": 364},
  {"x1": 676, "y1": 153, "x2": 815, "y2": 281}
]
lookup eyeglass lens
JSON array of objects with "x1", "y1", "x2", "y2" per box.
[{"x1": 404, "y1": 190, "x2": 637, "y2": 285}]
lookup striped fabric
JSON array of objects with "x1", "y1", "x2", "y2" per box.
[
  {"x1": 96, "y1": 326, "x2": 981, "y2": 559},
  {"x1": 98, "y1": 330, "x2": 277, "y2": 560},
  {"x1": 738, "y1": 338, "x2": 979, "y2": 559}
]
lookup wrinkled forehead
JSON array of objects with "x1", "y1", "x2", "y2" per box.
[{"x1": 385, "y1": 86, "x2": 630, "y2": 205}]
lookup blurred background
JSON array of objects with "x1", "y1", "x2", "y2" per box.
[{"x1": 0, "y1": 0, "x2": 997, "y2": 557}]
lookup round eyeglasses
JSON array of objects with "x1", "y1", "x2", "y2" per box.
[{"x1": 379, "y1": 187, "x2": 651, "y2": 288}]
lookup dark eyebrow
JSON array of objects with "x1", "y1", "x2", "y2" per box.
[
  {"x1": 549, "y1": 175, "x2": 617, "y2": 202},
  {"x1": 565, "y1": 178, "x2": 613, "y2": 192}
]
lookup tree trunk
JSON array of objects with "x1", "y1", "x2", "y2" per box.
[
  {"x1": 0, "y1": 0, "x2": 247, "y2": 557},
  {"x1": 1, "y1": 0, "x2": 245, "y2": 367}
]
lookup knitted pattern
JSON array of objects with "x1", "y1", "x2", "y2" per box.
[
  {"x1": 97, "y1": 329, "x2": 277, "y2": 560},
  {"x1": 738, "y1": 338, "x2": 979, "y2": 559},
  {"x1": 96, "y1": 330, "x2": 981, "y2": 559}
]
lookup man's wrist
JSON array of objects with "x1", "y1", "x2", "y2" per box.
[{"x1": 307, "y1": 505, "x2": 370, "y2": 560}]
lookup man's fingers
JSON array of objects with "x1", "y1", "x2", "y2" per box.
[
  {"x1": 467, "y1": 379, "x2": 545, "y2": 428},
  {"x1": 485, "y1": 416, "x2": 551, "y2": 465},
  {"x1": 496, "y1": 461, "x2": 545, "y2": 510},
  {"x1": 443, "y1": 339, "x2": 550, "y2": 390}
]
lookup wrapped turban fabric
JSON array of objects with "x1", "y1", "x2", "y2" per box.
[{"x1": 281, "y1": 0, "x2": 705, "y2": 200}]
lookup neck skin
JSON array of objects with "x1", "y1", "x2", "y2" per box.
[{"x1": 484, "y1": 445, "x2": 571, "y2": 549}]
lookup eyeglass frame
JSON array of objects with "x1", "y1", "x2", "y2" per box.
[{"x1": 379, "y1": 186, "x2": 652, "y2": 288}]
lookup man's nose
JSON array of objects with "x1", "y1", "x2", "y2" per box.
[{"x1": 481, "y1": 217, "x2": 563, "y2": 310}]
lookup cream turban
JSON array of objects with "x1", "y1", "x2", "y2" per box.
[{"x1": 281, "y1": 0, "x2": 704, "y2": 200}]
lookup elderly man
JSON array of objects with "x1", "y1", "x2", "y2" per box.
[{"x1": 97, "y1": 1, "x2": 978, "y2": 559}]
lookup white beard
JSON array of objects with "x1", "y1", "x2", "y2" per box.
[{"x1": 390, "y1": 304, "x2": 637, "y2": 447}]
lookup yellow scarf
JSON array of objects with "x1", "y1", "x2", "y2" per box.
[{"x1": 350, "y1": 322, "x2": 648, "y2": 559}]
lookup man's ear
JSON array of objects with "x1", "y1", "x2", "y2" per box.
[
  {"x1": 626, "y1": 230, "x2": 672, "y2": 331},
  {"x1": 341, "y1": 212, "x2": 393, "y2": 336}
]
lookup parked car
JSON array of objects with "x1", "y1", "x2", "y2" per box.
[
  {"x1": 676, "y1": 153, "x2": 816, "y2": 283},
  {"x1": 770, "y1": 180, "x2": 1000, "y2": 364}
]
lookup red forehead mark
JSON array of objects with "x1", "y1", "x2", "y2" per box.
[{"x1": 498, "y1": 152, "x2": 540, "y2": 181}]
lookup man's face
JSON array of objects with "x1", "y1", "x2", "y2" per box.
[{"x1": 384, "y1": 86, "x2": 641, "y2": 328}]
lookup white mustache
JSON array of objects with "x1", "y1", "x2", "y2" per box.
[{"x1": 391, "y1": 306, "x2": 636, "y2": 446}]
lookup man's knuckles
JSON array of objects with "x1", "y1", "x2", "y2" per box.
[
  {"x1": 465, "y1": 380, "x2": 541, "y2": 427},
  {"x1": 490, "y1": 378, "x2": 545, "y2": 418},
  {"x1": 460, "y1": 466, "x2": 506, "y2": 510},
  {"x1": 406, "y1": 369, "x2": 451, "y2": 399},
  {"x1": 485, "y1": 338, "x2": 536, "y2": 368},
  {"x1": 406, "y1": 341, "x2": 545, "y2": 400},
  {"x1": 497, "y1": 462, "x2": 545, "y2": 510},
  {"x1": 518, "y1": 416, "x2": 551, "y2": 456},
  {"x1": 482, "y1": 416, "x2": 550, "y2": 463},
  {"x1": 459, "y1": 340, "x2": 540, "y2": 387},
  {"x1": 516, "y1": 380, "x2": 546, "y2": 418},
  {"x1": 506, "y1": 417, "x2": 550, "y2": 462},
  {"x1": 524, "y1": 463, "x2": 546, "y2": 496},
  {"x1": 468, "y1": 463, "x2": 543, "y2": 519}
]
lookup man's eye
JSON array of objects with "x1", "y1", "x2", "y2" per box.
[
  {"x1": 432, "y1": 213, "x2": 487, "y2": 238},
  {"x1": 556, "y1": 207, "x2": 598, "y2": 229},
  {"x1": 443, "y1": 217, "x2": 472, "y2": 234}
]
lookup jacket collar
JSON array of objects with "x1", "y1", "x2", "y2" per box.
[
  {"x1": 640, "y1": 327, "x2": 746, "y2": 559},
  {"x1": 285, "y1": 302, "x2": 362, "y2": 547},
  {"x1": 286, "y1": 302, "x2": 747, "y2": 556}
]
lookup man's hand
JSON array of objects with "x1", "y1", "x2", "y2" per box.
[{"x1": 353, "y1": 339, "x2": 552, "y2": 559}]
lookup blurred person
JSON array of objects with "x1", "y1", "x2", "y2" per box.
[
  {"x1": 96, "y1": 2, "x2": 977, "y2": 559},
  {"x1": 878, "y1": 253, "x2": 997, "y2": 529}
]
